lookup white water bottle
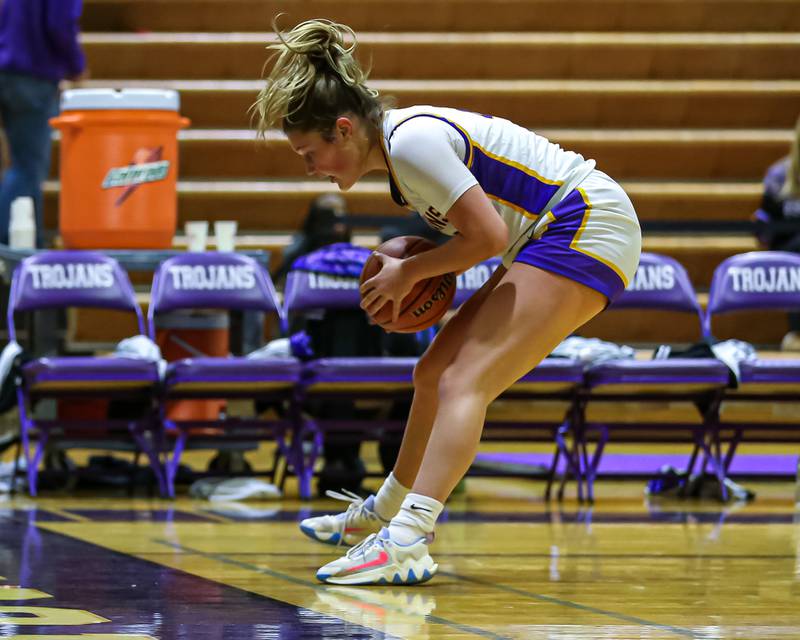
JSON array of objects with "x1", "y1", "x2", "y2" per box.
[{"x1": 9, "y1": 197, "x2": 36, "y2": 249}]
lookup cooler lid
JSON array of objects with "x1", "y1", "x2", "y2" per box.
[{"x1": 60, "y1": 88, "x2": 181, "y2": 112}]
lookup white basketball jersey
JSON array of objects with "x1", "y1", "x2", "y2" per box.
[{"x1": 380, "y1": 106, "x2": 596, "y2": 263}]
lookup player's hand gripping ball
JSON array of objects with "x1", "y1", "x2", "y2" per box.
[{"x1": 359, "y1": 236, "x2": 456, "y2": 332}]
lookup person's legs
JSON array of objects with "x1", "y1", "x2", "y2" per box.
[
  {"x1": 408, "y1": 266, "x2": 606, "y2": 501},
  {"x1": 316, "y1": 266, "x2": 608, "y2": 585},
  {"x1": 0, "y1": 72, "x2": 59, "y2": 245},
  {"x1": 390, "y1": 262, "x2": 508, "y2": 487},
  {"x1": 299, "y1": 264, "x2": 507, "y2": 546},
  {"x1": 315, "y1": 173, "x2": 640, "y2": 584}
]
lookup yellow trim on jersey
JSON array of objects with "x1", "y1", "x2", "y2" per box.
[
  {"x1": 486, "y1": 193, "x2": 540, "y2": 221},
  {"x1": 471, "y1": 141, "x2": 563, "y2": 187},
  {"x1": 569, "y1": 187, "x2": 630, "y2": 287}
]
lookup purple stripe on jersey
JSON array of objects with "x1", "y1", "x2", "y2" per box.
[
  {"x1": 513, "y1": 188, "x2": 626, "y2": 303},
  {"x1": 470, "y1": 145, "x2": 561, "y2": 217}
]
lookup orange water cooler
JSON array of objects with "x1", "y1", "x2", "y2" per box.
[
  {"x1": 50, "y1": 88, "x2": 190, "y2": 249},
  {"x1": 155, "y1": 311, "x2": 229, "y2": 423}
]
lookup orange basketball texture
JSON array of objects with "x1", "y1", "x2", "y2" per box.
[{"x1": 359, "y1": 236, "x2": 457, "y2": 333}]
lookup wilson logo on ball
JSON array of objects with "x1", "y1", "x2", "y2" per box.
[{"x1": 412, "y1": 273, "x2": 455, "y2": 318}]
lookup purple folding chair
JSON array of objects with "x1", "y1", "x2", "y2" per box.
[
  {"x1": 148, "y1": 252, "x2": 302, "y2": 498},
  {"x1": 571, "y1": 252, "x2": 730, "y2": 502},
  {"x1": 8, "y1": 251, "x2": 164, "y2": 496},
  {"x1": 283, "y1": 249, "x2": 414, "y2": 498},
  {"x1": 704, "y1": 251, "x2": 800, "y2": 474}
]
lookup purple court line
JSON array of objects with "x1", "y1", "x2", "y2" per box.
[
  {"x1": 138, "y1": 552, "x2": 798, "y2": 560},
  {"x1": 474, "y1": 452, "x2": 800, "y2": 476},
  {"x1": 201, "y1": 509, "x2": 795, "y2": 525},
  {"x1": 0, "y1": 508, "x2": 75, "y2": 522},
  {"x1": 3, "y1": 519, "x2": 384, "y2": 639},
  {"x1": 64, "y1": 508, "x2": 221, "y2": 522},
  {"x1": 8, "y1": 506, "x2": 791, "y2": 526}
]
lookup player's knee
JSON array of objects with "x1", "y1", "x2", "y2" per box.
[
  {"x1": 437, "y1": 366, "x2": 487, "y2": 405},
  {"x1": 412, "y1": 351, "x2": 444, "y2": 392}
]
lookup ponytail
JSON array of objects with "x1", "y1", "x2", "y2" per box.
[{"x1": 252, "y1": 18, "x2": 384, "y2": 138}]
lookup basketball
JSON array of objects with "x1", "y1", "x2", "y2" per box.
[{"x1": 359, "y1": 235, "x2": 457, "y2": 333}]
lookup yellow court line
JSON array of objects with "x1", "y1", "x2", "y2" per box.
[
  {"x1": 41, "y1": 508, "x2": 89, "y2": 522},
  {"x1": 193, "y1": 510, "x2": 232, "y2": 523}
]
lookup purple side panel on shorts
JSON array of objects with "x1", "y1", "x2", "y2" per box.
[{"x1": 513, "y1": 188, "x2": 626, "y2": 303}]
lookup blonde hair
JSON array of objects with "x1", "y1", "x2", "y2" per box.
[
  {"x1": 781, "y1": 113, "x2": 800, "y2": 199},
  {"x1": 252, "y1": 18, "x2": 383, "y2": 138}
]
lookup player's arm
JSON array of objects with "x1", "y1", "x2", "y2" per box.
[
  {"x1": 404, "y1": 185, "x2": 508, "y2": 283},
  {"x1": 361, "y1": 119, "x2": 507, "y2": 317},
  {"x1": 389, "y1": 121, "x2": 508, "y2": 281}
]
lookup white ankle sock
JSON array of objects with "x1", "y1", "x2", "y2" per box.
[
  {"x1": 388, "y1": 493, "x2": 443, "y2": 545},
  {"x1": 372, "y1": 472, "x2": 410, "y2": 521}
]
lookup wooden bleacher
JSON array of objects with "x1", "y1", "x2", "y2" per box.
[{"x1": 56, "y1": 0, "x2": 799, "y2": 348}]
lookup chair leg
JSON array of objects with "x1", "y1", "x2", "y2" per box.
[
  {"x1": 270, "y1": 443, "x2": 284, "y2": 486},
  {"x1": 557, "y1": 431, "x2": 583, "y2": 502},
  {"x1": 703, "y1": 393, "x2": 728, "y2": 502},
  {"x1": 288, "y1": 390, "x2": 320, "y2": 500},
  {"x1": 722, "y1": 429, "x2": 742, "y2": 473},
  {"x1": 10, "y1": 436, "x2": 21, "y2": 495},
  {"x1": 165, "y1": 427, "x2": 188, "y2": 499},
  {"x1": 710, "y1": 427, "x2": 729, "y2": 502},
  {"x1": 544, "y1": 441, "x2": 561, "y2": 501},
  {"x1": 584, "y1": 426, "x2": 608, "y2": 504},
  {"x1": 293, "y1": 421, "x2": 318, "y2": 501},
  {"x1": 23, "y1": 428, "x2": 48, "y2": 497},
  {"x1": 680, "y1": 437, "x2": 702, "y2": 498},
  {"x1": 580, "y1": 437, "x2": 592, "y2": 504},
  {"x1": 130, "y1": 422, "x2": 168, "y2": 498}
]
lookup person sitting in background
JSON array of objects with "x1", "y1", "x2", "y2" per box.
[
  {"x1": 274, "y1": 193, "x2": 383, "y2": 497},
  {"x1": 0, "y1": 0, "x2": 87, "y2": 247},
  {"x1": 272, "y1": 192, "x2": 351, "y2": 284},
  {"x1": 754, "y1": 114, "x2": 800, "y2": 350}
]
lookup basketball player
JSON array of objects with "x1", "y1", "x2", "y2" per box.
[{"x1": 254, "y1": 18, "x2": 642, "y2": 585}]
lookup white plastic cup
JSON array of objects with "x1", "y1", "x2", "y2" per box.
[
  {"x1": 185, "y1": 221, "x2": 208, "y2": 252},
  {"x1": 9, "y1": 196, "x2": 36, "y2": 249},
  {"x1": 214, "y1": 220, "x2": 238, "y2": 252}
]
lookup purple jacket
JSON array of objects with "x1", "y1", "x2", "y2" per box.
[{"x1": 0, "y1": 0, "x2": 86, "y2": 83}]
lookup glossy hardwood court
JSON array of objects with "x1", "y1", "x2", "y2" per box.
[{"x1": 2, "y1": 476, "x2": 800, "y2": 639}]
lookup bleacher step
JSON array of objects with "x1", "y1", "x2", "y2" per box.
[
  {"x1": 81, "y1": 0, "x2": 800, "y2": 33},
  {"x1": 42, "y1": 179, "x2": 762, "y2": 228},
  {"x1": 51, "y1": 128, "x2": 791, "y2": 182},
  {"x1": 78, "y1": 78, "x2": 800, "y2": 129},
  {"x1": 81, "y1": 32, "x2": 800, "y2": 81}
]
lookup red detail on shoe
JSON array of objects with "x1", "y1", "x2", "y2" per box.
[
  {"x1": 344, "y1": 528, "x2": 364, "y2": 533},
  {"x1": 345, "y1": 550, "x2": 389, "y2": 573}
]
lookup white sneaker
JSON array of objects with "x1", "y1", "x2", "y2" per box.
[
  {"x1": 316, "y1": 527, "x2": 438, "y2": 585},
  {"x1": 300, "y1": 490, "x2": 388, "y2": 546}
]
